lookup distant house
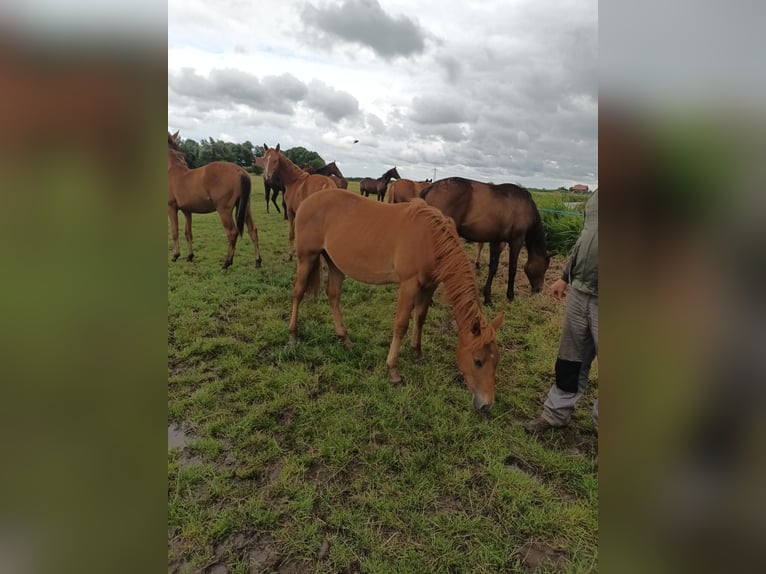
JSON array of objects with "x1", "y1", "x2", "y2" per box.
[{"x1": 569, "y1": 184, "x2": 589, "y2": 193}]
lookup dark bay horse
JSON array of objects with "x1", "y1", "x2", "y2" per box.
[
  {"x1": 360, "y1": 167, "x2": 400, "y2": 201},
  {"x1": 305, "y1": 161, "x2": 348, "y2": 189},
  {"x1": 420, "y1": 177, "x2": 550, "y2": 305},
  {"x1": 167, "y1": 132, "x2": 262, "y2": 268},
  {"x1": 254, "y1": 155, "x2": 287, "y2": 219},
  {"x1": 387, "y1": 178, "x2": 432, "y2": 203},
  {"x1": 289, "y1": 189, "x2": 505, "y2": 412},
  {"x1": 262, "y1": 143, "x2": 336, "y2": 259}
]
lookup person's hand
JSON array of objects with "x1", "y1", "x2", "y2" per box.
[{"x1": 550, "y1": 278, "x2": 568, "y2": 301}]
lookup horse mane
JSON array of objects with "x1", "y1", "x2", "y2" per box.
[
  {"x1": 168, "y1": 147, "x2": 188, "y2": 168},
  {"x1": 275, "y1": 150, "x2": 309, "y2": 183},
  {"x1": 406, "y1": 199, "x2": 494, "y2": 349}
]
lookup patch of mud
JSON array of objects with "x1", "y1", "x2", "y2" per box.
[
  {"x1": 276, "y1": 407, "x2": 294, "y2": 427},
  {"x1": 306, "y1": 460, "x2": 332, "y2": 484},
  {"x1": 248, "y1": 534, "x2": 281, "y2": 571},
  {"x1": 168, "y1": 536, "x2": 191, "y2": 574},
  {"x1": 277, "y1": 558, "x2": 306, "y2": 573},
  {"x1": 503, "y1": 454, "x2": 539, "y2": 477},
  {"x1": 519, "y1": 540, "x2": 568, "y2": 571},
  {"x1": 168, "y1": 423, "x2": 190, "y2": 450}
]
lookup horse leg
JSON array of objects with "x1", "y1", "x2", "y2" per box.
[
  {"x1": 410, "y1": 285, "x2": 436, "y2": 361},
  {"x1": 218, "y1": 208, "x2": 238, "y2": 269},
  {"x1": 245, "y1": 207, "x2": 262, "y2": 268},
  {"x1": 168, "y1": 205, "x2": 180, "y2": 261},
  {"x1": 281, "y1": 192, "x2": 287, "y2": 220},
  {"x1": 271, "y1": 188, "x2": 281, "y2": 214},
  {"x1": 183, "y1": 211, "x2": 194, "y2": 262},
  {"x1": 386, "y1": 281, "x2": 418, "y2": 385},
  {"x1": 288, "y1": 251, "x2": 320, "y2": 345},
  {"x1": 287, "y1": 212, "x2": 297, "y2": 261},
  {"x1": 483, "y1": 242, "x2": 503, "y2": 305},
  {"x1": 506, "y1": 237, "x2": 524, "y2": 302},
  {"x1": 475, "y1": 243, "x2": 484, "y2": 268},
  {"x1": 325, "y1": 259, "x2": 352, "y2": 348},
  {"x1": 265, "y1": 184, "x2": 270, "y2": 213}
]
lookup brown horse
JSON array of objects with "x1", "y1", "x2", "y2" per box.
[
  {"x1": 387, "y1": 178, "x2": 432, "y2": 203},
  {"x1": 360, "y1": 167, "x2": 400, "y2": 201},
  {"x1": 420, "y1": 177, "x2": 550, "y2": 305},
  {"x1": 167, "y1": 131, "x2": 262, "y2": 268},
  {"x1": 289, "y1": 189, "x2": 505, "y2": 412},
  {"x1": 254, "y1": 155, "x2": 287, "y2": 219},
  {"x1": 305, "y1": 161, "x2": 348, "y2": 189},
  {"x1": 262, "y1": 143, "x2": 336, "y2": 259}
]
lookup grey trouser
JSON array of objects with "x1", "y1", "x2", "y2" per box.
[{"x1": 543, "y1": 288, "x2": 599, "y2": 429}]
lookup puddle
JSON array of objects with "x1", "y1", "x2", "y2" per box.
[{"x1": 168, "y1": 423, "x2": 190, "y2": 450}]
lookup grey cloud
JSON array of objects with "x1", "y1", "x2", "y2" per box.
[
  {"x1": 168, "y1": 68, "x2": 306, "y2": 114},
  {"x1": 410, "y1": 96, "x2": 471, "y2": 125},
  {"x1": 169, "y1": 68, "x2": 359, "y2": 123},
  {"x1": 301, "y1": 0, "x2": 426, "y2": 59},
  {"x1": 305, "y1": 79, "x2": 360, "y2": 122},
  {"x1": 436, "y1": 55, "x2": 462, "y2": 84}
]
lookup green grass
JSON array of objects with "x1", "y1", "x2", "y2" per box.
[{"x1": 168, "y1": 179, "x2": 598, "y2": 573}]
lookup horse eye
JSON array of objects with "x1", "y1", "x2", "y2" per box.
[{"x1": 473, "y1": 358, "x2": 483, "y2": 367}]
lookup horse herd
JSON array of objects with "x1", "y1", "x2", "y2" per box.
[{"x1": 168, "y1": 132, "x2": 552, "y2": 411}]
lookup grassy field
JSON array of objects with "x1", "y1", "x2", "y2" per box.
[{"x1": 168, "y1": 179, "x2": 598, "y2": 573}]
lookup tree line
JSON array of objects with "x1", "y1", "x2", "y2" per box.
[{"x1": 175, "y1": 137, "x2": 326, "y2": 172}]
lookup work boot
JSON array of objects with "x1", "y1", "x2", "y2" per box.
[{"x1": 524, "y1": 416, "x2": 564, "y2": 434}]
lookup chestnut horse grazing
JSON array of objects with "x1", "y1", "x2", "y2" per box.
[
  {"x1": 360, "y1": 167, "x2": 400, "y2": 201},
  {"x1": 167, "y1": 132, "x2": 262, "y2": 268},
  {"x1": 420, "y1": 177, "x2": 550, "y2": 305},
  {"x1": 305, "y1": 161, "x2": 348, "y2": 189},
  {"x1": 289, "y1": 190, "x2": 505, "y2": 412},
  {"x1": 254, "y1": 155, "x2": 286, "y2": 219},
  {"x1": 262, "y1": 143, "x2": 337, "y2": 259},
  {"x1": 387, "y1": 178, "x2": 432, "y2": 203}
]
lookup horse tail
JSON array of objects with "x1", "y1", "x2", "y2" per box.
[
  {"x1": 305, "y1": 255, "x2": 322, "y2": 297},
  {"x1": 418, "y1": 180, "x2": 434, "y2": 199},
  {"x1": 235, "y1": 172, "x2": 251, "y2": 236}
]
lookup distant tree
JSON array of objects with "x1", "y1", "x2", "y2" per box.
[
  {"x1": 178, "y1": 138, "x2": 200, "y2": 168},
  {"x1": 180, "y1": 138, "x2": 323, "y2": 171},
  {"x1": 284, "y1": 146, "x2": 325, "y2": 170}
]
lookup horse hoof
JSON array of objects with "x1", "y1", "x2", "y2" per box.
[
  {"x1": 288, "y1": 334, "x2": 298, "y2": 346},
  {"x1": 222, "y1": 260, "x2": 232, "y2": 269},
  {"x1": 483, "y1": 299, "x2": 492, "y2": 307},
  {"x1": 171, "y1": 254, "x2": 179, "y2": 262},
  {"x1": 391, "y1": 377, "x2": 405, "y2": 387},
  {"x1": 186, "y1": 254, "x2": 194, "y2": 262},
  {"x1": 255, "y1": 258, "x2": 262, "y2": 268}
]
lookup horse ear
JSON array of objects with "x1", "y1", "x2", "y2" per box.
[
  {"x1": 276, "y1": 143, "x2": 280, "y2": 152},
  {"x1": 471, "y1": 317, "x2": 481, "y2": 337},
  {"x1": 171, "y1": 130, "x2": 179, "y2": 141},
  {"x1": 491, "y1": 311, "x2": 505, "y2": 331},
  {"x1": 263, "y1": 143, "x2": 269, "y2": 150}
]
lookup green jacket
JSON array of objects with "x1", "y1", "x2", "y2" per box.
[{"x1": 562, "y1": 190, "x2": 598, "y2": 296}]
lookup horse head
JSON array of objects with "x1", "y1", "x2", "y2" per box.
[
  {"x1": 456, "y1": 312, "x2": 505, "y2": 412},
  {"x1": 524, "y1": 251, "x2": 551, "y2": 293},
  {"x1": 386, "y1": 167, "x2": 401, "y2": 180},
  {"x1": 168, "y1": 130, "x2": 180, "y2": 150},
  {"x1": 262, "y1": 143, "x2": 281, "y2": 181}
]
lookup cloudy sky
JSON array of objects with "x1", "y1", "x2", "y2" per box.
[{"x1": 168, "y1": 0, "x2": 597, "y2": 188}]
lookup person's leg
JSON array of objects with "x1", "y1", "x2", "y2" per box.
[{"x1": 526, "y1": 289, "x2": 595, "y2": 431}]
